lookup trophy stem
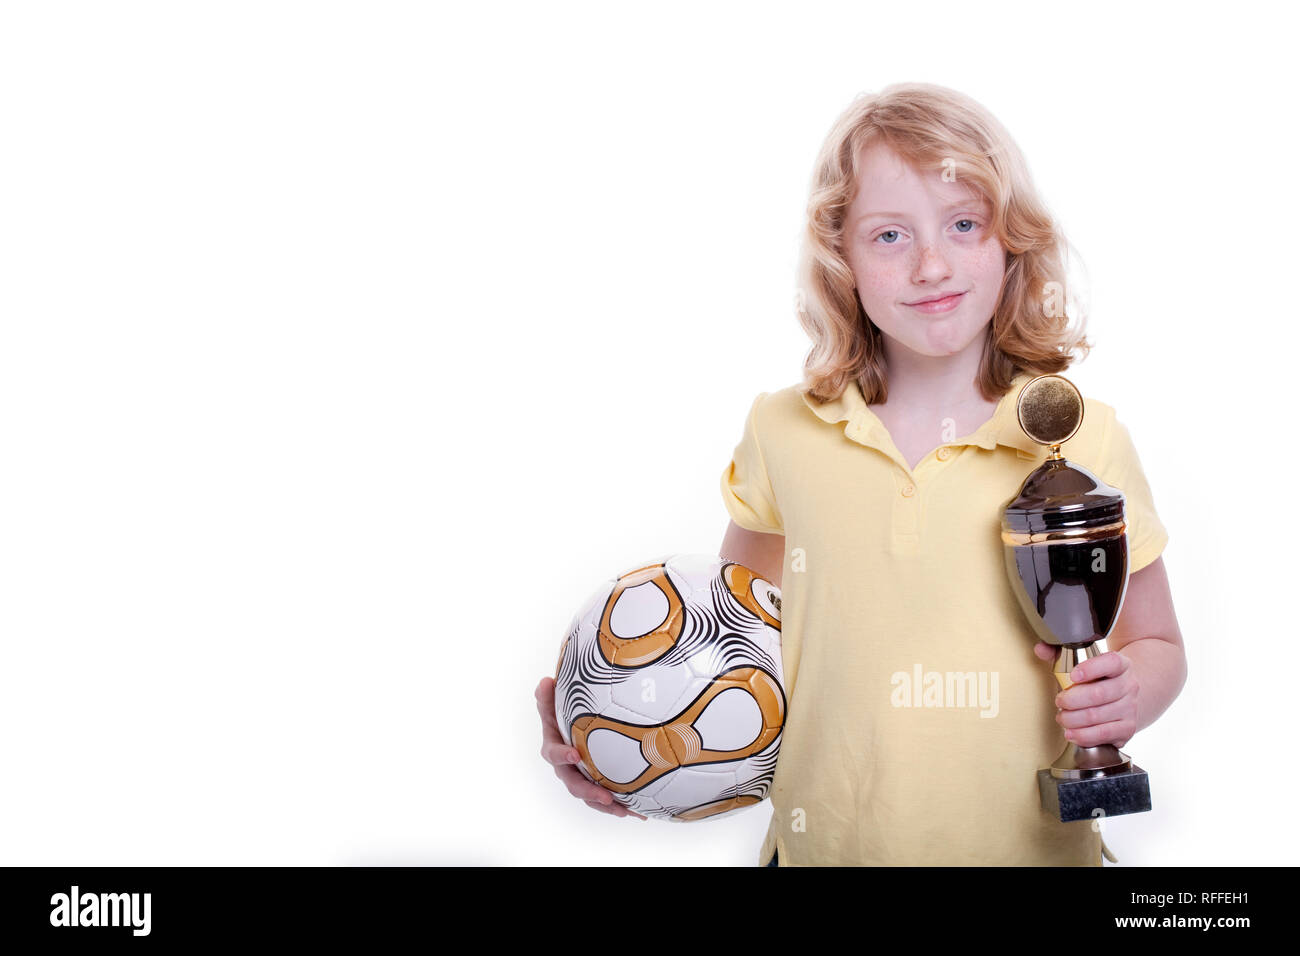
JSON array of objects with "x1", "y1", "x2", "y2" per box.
[{"x1": 1049, "y1": 645, "x2": 1132, "y2": 780}]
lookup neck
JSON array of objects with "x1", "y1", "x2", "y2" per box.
[{"x1": 878, "y1": 333, "x2": 992, "y2": 412}]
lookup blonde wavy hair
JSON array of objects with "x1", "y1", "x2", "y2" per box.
[{"x1": 797, "y1": 82, "x2": 1092, "y2": 404}]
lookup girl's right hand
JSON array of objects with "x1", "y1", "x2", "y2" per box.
[{"x1": 535, "y1": 676, "x2": 647, "y2": 820}]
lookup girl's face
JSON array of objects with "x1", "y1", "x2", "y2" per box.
[{"x1": 842, "y1": 141, "x2": 1006, "y2": 363}]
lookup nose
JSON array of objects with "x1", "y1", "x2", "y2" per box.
[{"x1": 912, "y1": 239, "x2": 952, "y2": 283}]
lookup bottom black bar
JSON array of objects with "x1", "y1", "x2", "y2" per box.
[{"x1": 0, "y1": 865, "x2": 1277, "y2": 943}]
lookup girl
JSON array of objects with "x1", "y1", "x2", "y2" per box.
[{"x1": 536, "y1": 83, "x2": 1185, "y2": 866}]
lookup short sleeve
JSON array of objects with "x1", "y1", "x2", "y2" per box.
[
  {"x1": 1098, "y1": 408, "x2": 1169, "y2": 574},
  {"x1": 719, "y1": 392, "x2": 784, "y2": 536}
]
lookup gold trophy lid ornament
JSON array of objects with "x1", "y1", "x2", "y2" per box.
[
  {"x1": 1016, "y1": 373, "x2": 1084, "y2": 449},
  {"x1": 1001, "y1": 375, "x2": 1126, "y2": 542}
]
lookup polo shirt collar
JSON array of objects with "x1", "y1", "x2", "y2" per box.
[{"x1": 799, "y1": 370, "x2": 1042, "y2": 457}]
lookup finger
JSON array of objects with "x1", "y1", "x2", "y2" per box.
[
  {"x1": 556, "y1": 762, "x2": 647, "y2": 820},
  {"x1": 583, "y1": 798, "x2": 617, "y2": 815},
  {"x1": 540, "y1": 739, "x2": 582, "y2": 767},
  {"x1": 536, "y1": 679, "x2": 562, "y2": 741},
  {"x1": 584, "y1": 796, "x2": 647, "y2": 819},
  {"x1": 584, "y1": 798, "x2": 630, "y2": 817},
  {"x1": 1056, "y1": 698, "x2": 1134, "y2": 731},
  {"x1": 1032, "y1": 642, "x2": 1056, "y2": 662},
  {"x1": 1060, "y1": 718, "x2": 1135, "y2": 749},
  {"x1": 554, "y1": 763, "x2": 614, "y2": 804},
  {"x1": 535, "y1": 677, "x2": 556, "y2": 718},
  {"x1": 1066, "y1": 651, "x2": 1128, "y2": 685},
  {"x1": 1056, "y1": 672, "x2": 1137, "y2": 711}
]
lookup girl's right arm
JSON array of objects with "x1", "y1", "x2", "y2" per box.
[
  {"x1": 719, "y1": 519, "x2": 784, "y2": 589},
  {"x1": 536, "y1": 520, "x2": 784, "y2": 819}
]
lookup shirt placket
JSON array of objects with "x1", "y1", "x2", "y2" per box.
[
  {"x1": 892, "y1": 445, "x2": 964, "y2": 554},
  {"x1": 848, "y1": 417, "x2": 943, "y2": 555},
  {"x1": 892, "y1": 467, "x2": 921, "y2": 555}
]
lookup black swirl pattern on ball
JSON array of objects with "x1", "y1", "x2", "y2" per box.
[
  {"x1": 642, "y1": 574, "x2": 779, "y2": 677},
  {"x1": 656, "y1": 749, "x2": 783, "y2": 821},
  {"x1": 556, "y1": 613, "x2": 613, "y2": 731},
  {"x1": 746, "y1": 734, "x2": 781, "y2": 777}
]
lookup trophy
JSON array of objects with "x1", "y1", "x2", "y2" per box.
[{"x1": 1000, "y1": 374, "x2": 1151, "y2": 822}]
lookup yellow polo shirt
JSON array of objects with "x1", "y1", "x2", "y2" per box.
[{"x1": 720, "y1": 371, "x2": 1169, "y2": 866}]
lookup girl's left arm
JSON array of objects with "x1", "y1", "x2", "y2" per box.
[
  {"x1": 1104, "y1": 557, "x2": 1187, "y2": 730},
  {"x1": 1037, "y1": 556, "x2": 1187, "y2": 744}
]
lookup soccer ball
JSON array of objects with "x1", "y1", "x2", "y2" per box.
[{"x1": 553, "y1": 553, "x2": 785, "y2": 821}]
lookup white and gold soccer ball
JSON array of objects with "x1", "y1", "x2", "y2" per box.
[{"x1": 553, "y1": 553, "x2": 785, "y2": 821}]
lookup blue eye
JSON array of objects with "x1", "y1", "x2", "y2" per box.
[
  {"x1": 955, "y1": 219, "x2": 976, "y2": 233},
  {"x1": 876, "y1": 230, "x2": 900, "y2": 244}
]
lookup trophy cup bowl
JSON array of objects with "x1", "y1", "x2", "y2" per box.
[{"x1": 1000, "y1": 374, "x2": 1151, "y2": 822}]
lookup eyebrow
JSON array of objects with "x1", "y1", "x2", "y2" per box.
[{"x1": 855, "y1": 200, "x2": 984, "y2": 225}]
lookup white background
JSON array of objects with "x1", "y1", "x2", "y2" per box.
[{"x1": 0, "y1": 0, "x2": 1292, "y2": 866}]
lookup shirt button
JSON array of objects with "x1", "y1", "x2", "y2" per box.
[
  {"x1": 901, "y1": 483, "x2": 916, "y2": 497},
  {"x1": 937, "y1": 447, "x2": 952, "y2": 461}
]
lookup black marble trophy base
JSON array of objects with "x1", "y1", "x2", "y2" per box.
[{"x1": 1037, "y1": 765, "x2": 1151, "y2": 822}]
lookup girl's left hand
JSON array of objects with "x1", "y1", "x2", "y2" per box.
[{"x1": 1032, "y1": 642, "x2": 1140, "y2": 749}]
